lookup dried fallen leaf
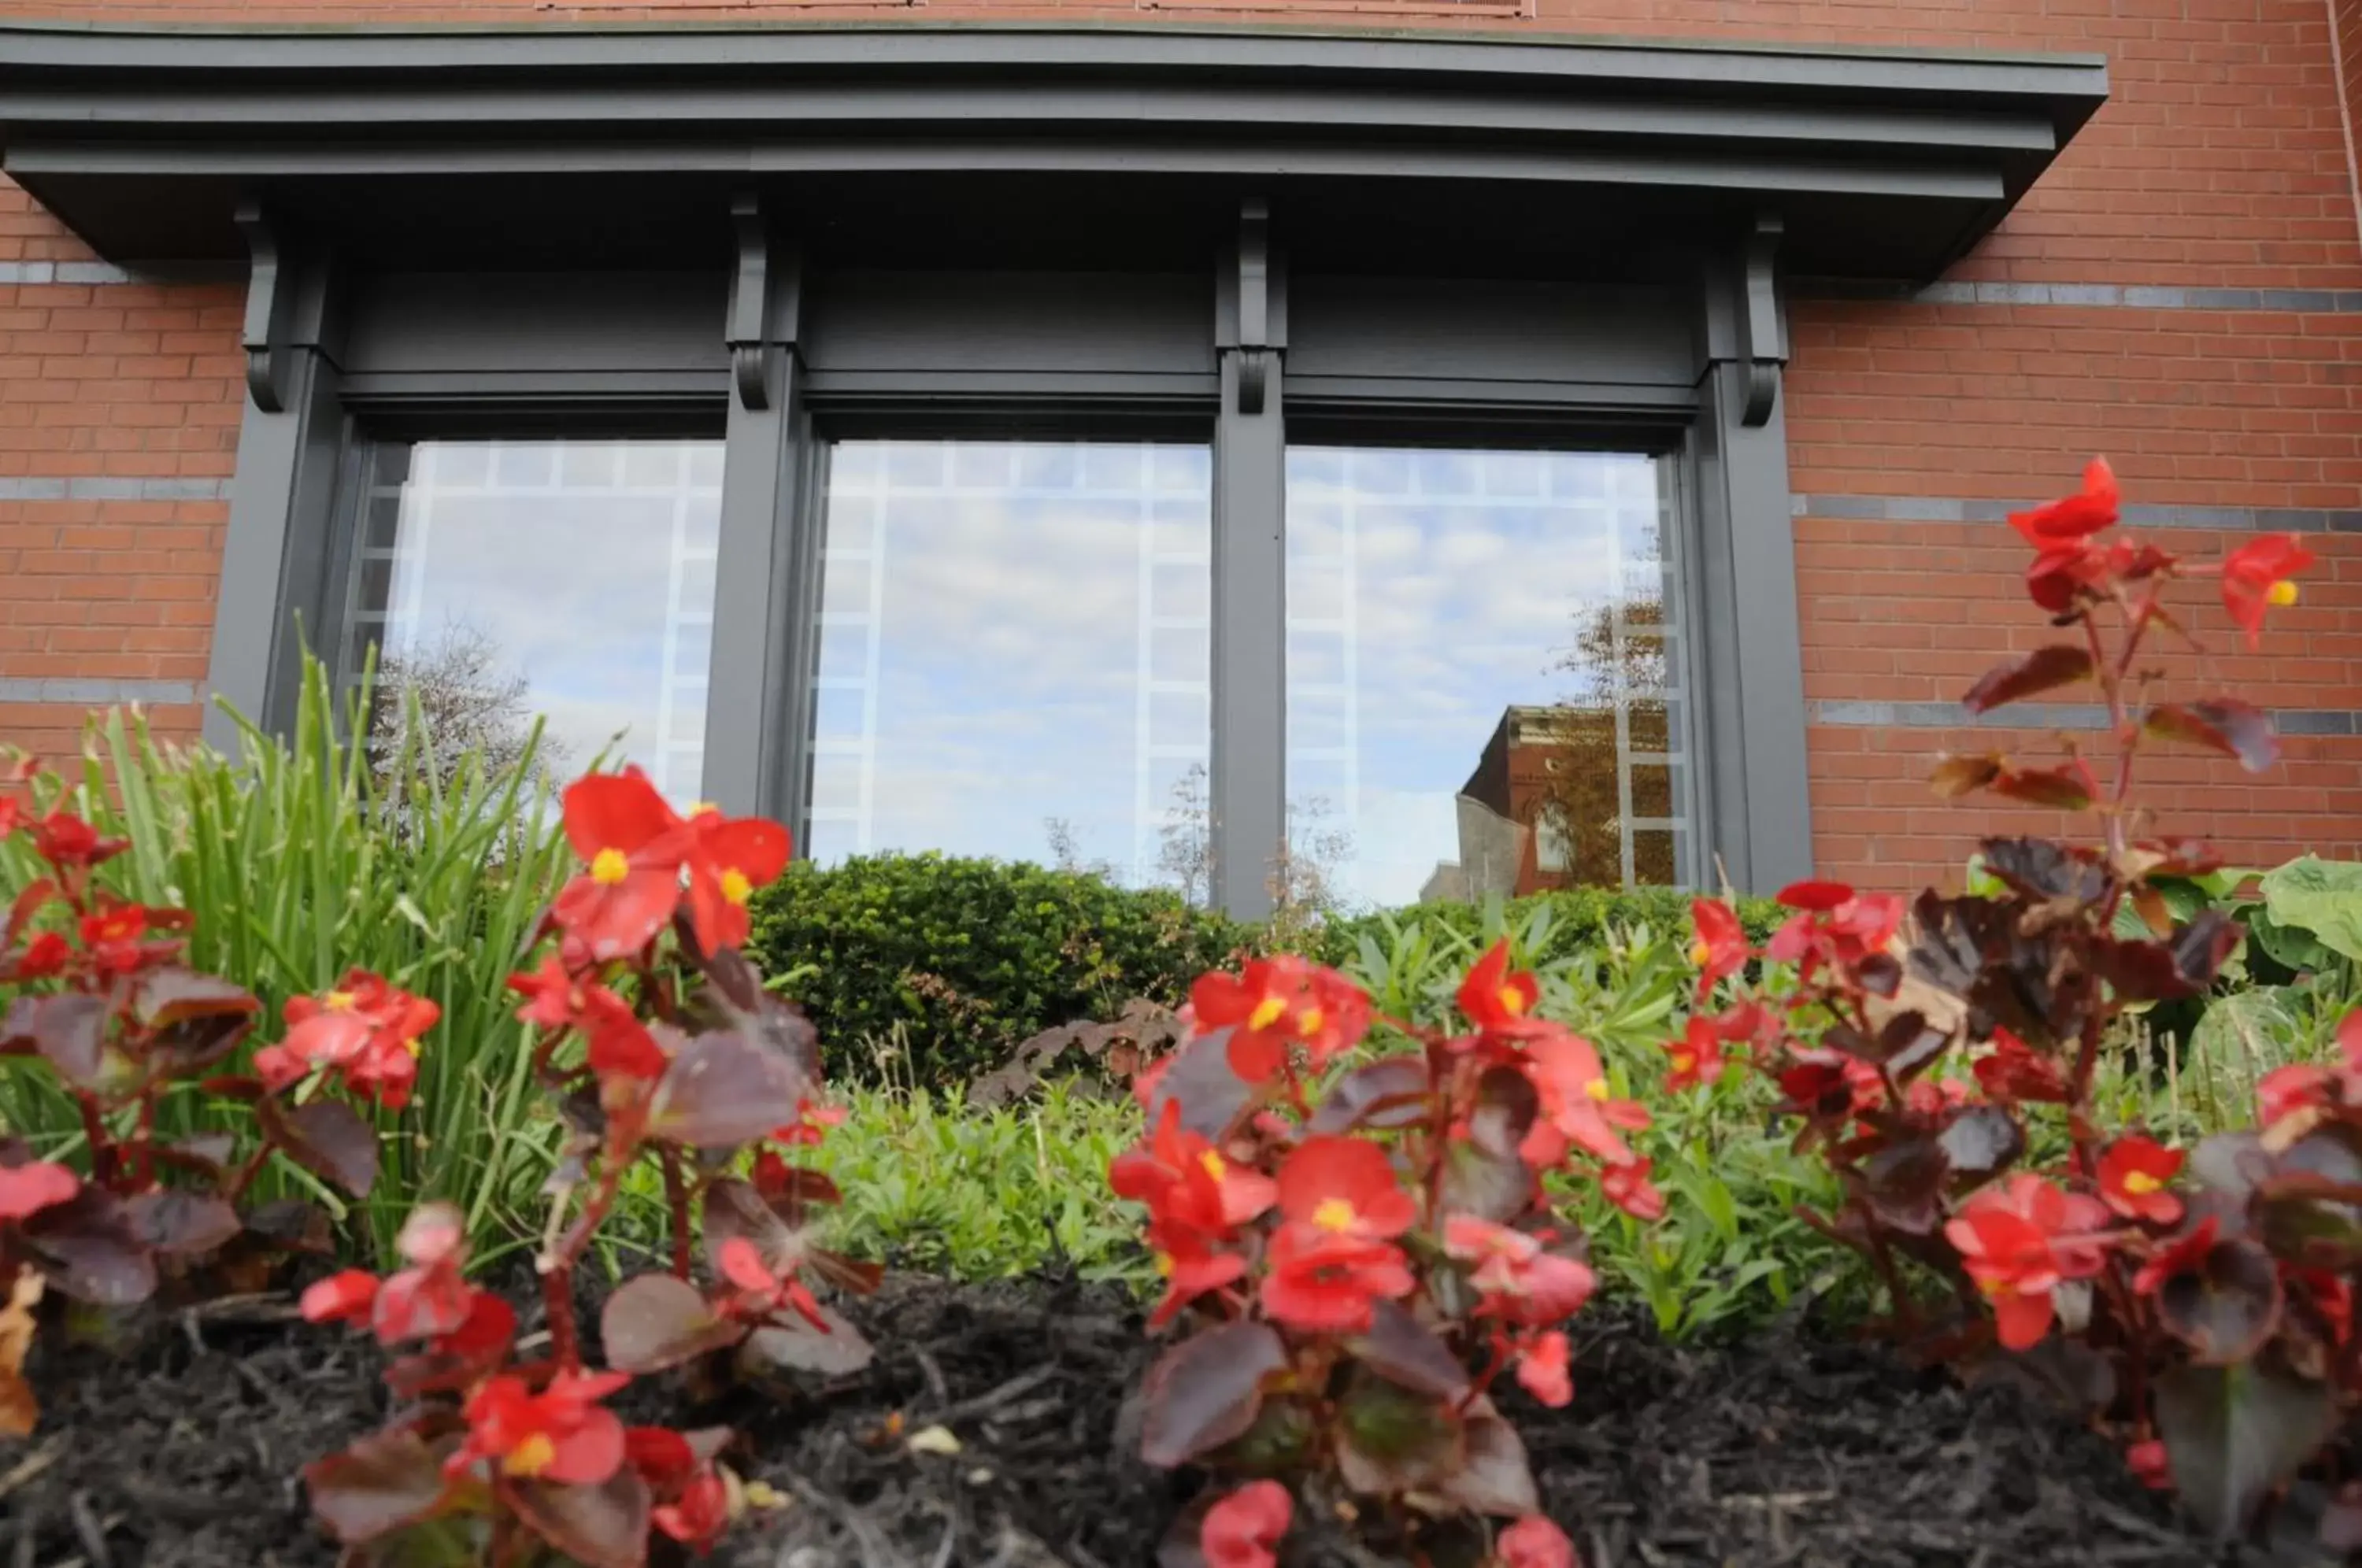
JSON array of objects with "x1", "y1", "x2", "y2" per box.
[
  {"x1": 907, "y1": 1424, "x2": 963, "y2": 1456},
  {"x1": 0, "y1": 1270, "x2": 47, "y2": 1437}
]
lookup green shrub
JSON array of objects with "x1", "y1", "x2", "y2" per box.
[
  {"x1": 0, "y1": 657, "x2": 576, "y2": 1261},
  {"x1": 746, "y1": 854, "x2": 1256, "y2": 1085},
  {"x1": 1304, "y1": 886, "x2": 1785, "y2": 974}
]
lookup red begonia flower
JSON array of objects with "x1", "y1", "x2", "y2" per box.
[
  {"x1": 1601, "y1": 1156, "x2": 1667, "y2": 1222},
  {"x1": 371, "y1": 1204, "x2": 476, "y2": 1343},
  {"x1": 1663, "y1": 1015, "x2": 1726, "y2": 1094},
  {"x1": 1945, "y1": 1173, "x2": 2114, "y2": 1349},
  {"x1": 1201, "y1": 1480, "x2": 1291, "y2": 1568},
  {"x1": 76, "y1": 899, "x2": 158, "y2": 974},
  {"x1": 1519, "y1": 1030, "x2": 1648, "y2": 1167},
  {"x1": 653, "y1": 1469, "x2": 731, "y2": 1549},
  {"x1": 10, "y1": 930, "x2": 71, "y2": 982},
  {"x1": 1113, "y1": 1100, "x2": 1279, "y2": 1239},
  {"x1": 1260, "y1": 1224, "x2": 1414, "y2": 1333},
  {"x1": 2126, "y1": 1438, "x2": 2172, "y2": 1491},
  {"x1": 0, "y1": 795, "x2": 18, "y2": 840},
  {"x1": 1275, "y1": 1137, "x2": 1416, "y2": 1243},
  {"x1": 29, "y1": 811, "x2": 128, "y2": 872},
  {"x1": 1776, "y1": 880, "x2": 1856, "y2": 912},
  {"x1": 1688, "y1": 898, "x2": 1749, "y2": 1002},
  {"x1": 679, "y1": 807, "x2": 793, "y2": 957},
  {"x1": 0, "y1": 1159, "x2": 78, "y2": 1222},
  {"x1": 551, "y1": 767, "x2": 689, "y2": 961},
  {"x1": 508, "y1": 955, "x2": 623, "y2": 1032},
  {"x1": 587, "y1": 1011, "x2": 672, "y2": 1082},
  {"x1": 1192, "y1": 956, "x2": 1370, "y2": 1079},
  {"x1": 260, "y1": 970, "x2": 439, "y2": 1111},
  {"x1": 299, "y1": 1269, "x2": 381, "y2": 1326},
  {"x1": 1973, "y1": 1028, "x2": 2068, "y2": 1106},
  {"x1": 2097, "y1": 1134, "x2": 2184, "y2": 1226},
  {"x1": 716, "y1": 1236, "x2": 827, "y2": 1330},
  {"x1": 1498, "y1": 1514, "x2": 1580, "y2": 1568},
  {"x1": 1442, "y1": 1216, "x2": 1597, "y2": 1324},
  {"x1": 2219, "y1": 533, "x2": 2314, "y2": 650},
  {"x1": 2258, "y1": 1062, "x2": 2332, "y2": 1128},
  {"x1": 1516, "y1": 1329, "x2": 1574, "y2": 1407},
  {"x1": 1458, "y1": 939, "x2": 1547, "y2": 1038},
  {"x1": 1144, "y1": 1222, "x2": 1249, "y2": 1329},
  {"x1": 2008, "y1": 457, "x2": 2119, "y2": 547},
  {"x1": 454, "y1": 1368, "x2": 631, "y2": 1485}
]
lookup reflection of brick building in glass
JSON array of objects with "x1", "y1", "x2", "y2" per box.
[{"x1": 1420, "y1": 705, "x2": 1678, "y2": 901}]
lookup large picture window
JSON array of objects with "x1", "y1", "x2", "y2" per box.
[
  {"x1": 338, "y1": 437, "x2": 726, "y2": 801},
  {"x1": 1283, "y1": 446, "x2": 1693, "y2": 910},
  {"x1": 804, "y1": 439, "x2": 1214, "y2": 893}
]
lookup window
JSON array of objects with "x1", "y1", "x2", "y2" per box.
[
  {"x1": 805, "y1": 439, "x2": 1214, "y2": 893},
  {"x1": 339, "y1": 437, "x2": 726, "y2": 801},
  {"x1": 1283, "y1": 446, "x2": 1692, "y2": 910}
]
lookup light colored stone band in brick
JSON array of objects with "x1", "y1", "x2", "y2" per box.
[
  {"x1": 1796, "y1": 278, "x2": 2362, "y2": 312},
  {"x1": 0, "y1": 476, "x2": 235, "y2": 501},
  {"x1": 1810, "y1": 701, "x2": 2362, "y2": 736},
  {"x1": 1791, "y1": 494, "x2": 2362, "y2": 534},
  {"x1": 0, "y1": 679, "x2": 199, "y2": 705}
]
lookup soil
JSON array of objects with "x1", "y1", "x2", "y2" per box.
[{"x1": 5, "y1": 1271, "x2": 2253, "y2": 1568}]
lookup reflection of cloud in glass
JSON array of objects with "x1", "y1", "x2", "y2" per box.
[
  {"x1": 809, "y1": 442, "x2": 1212, "y2": 887},
  {"x1": 1284, "y1": 447, "x2": 1668, "y2": 909},
  {"x1": 363, "y1": 439, "x2": 724, "y2": 803}
]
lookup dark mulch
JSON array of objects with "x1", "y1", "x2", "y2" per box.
[{"x1": 6, "y1": 1272, "x2": 2250, "y2": 1568}]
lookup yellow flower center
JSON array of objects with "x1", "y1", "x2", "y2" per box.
[
  {"x1": 1312, "y1": 1198, "x2": 1358, "y2": 1233},
  {"x1": 1979, "y1": 1276, "x2": 2008, "y2": 1300},
  {"x1": 1199, "y1": 1150, "x2": 1227, "y2": 1182},
  {"x1": 1154, "y1": 1252, "x2": 1175, "y2": 1278},
  {"x1": 2268, "y1": 579, "x2": 2300, "y2": 607},
  {"x1": 590, "y1": 847, "x2": 631, "y2": 885},
  {"x1": 505, "y1": 1433, "x2": 556, "y2": 1477},
  {"x1": 1499, "y1": 986, "x2": 1527, "y2": 1017},
  {"x1": 689, "y1": 801, "x2": 720, "y2": 818},
  {"x1": 720, "y1": 867, "x2": 753, "y2": 906},
  {"x1": 2123, "y1": 1170, "x2": 2162, "y2": 1196},
  {"x1": 1688, "y1": 939, "x2": 1712, "y2": 967},
  {"x1": 1671, "y1": 1052, "x2": 1695, "y2": 1074},
  {"x1": 1297, "y1": 1006, "x2": 1324, "y2": 1036},
  {"x1": 1584, "y1": 1078, "x2": 1612, "y2": 1102},
  {"x1": 324, "y1": 990, "x2": 357, "y2": 1011},
  {"x1": 1247, "y1": 997, "x2": 1288, "y2": 1032}
]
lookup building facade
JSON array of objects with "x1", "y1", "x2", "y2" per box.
[{"x1": 0, "y1": 0, "x2": 2356, "y2": 918}]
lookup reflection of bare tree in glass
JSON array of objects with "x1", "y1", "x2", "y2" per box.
[
  {"x1": 1533, "y1": 597, "x2": 1675, "y2": 887},
  {"x1": 1272, "y1": 793, "x2": 1356, "y2": 933},
  {"x1": 367, "y1": 623, "x2": 565, "y2": 796},
  {"x1": 1157, "y1": 763, "x2": 1213, "y2": 907},
  {"x1": 1042, "y1": 816, "x2": 1119, "y2": 882}
]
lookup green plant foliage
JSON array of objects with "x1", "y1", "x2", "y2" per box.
[
  {"x1": 2254, "y1": 855, "x2": 2362, "y2": 970},
  {"x1": 745, "y1": 855, "x2": 1255, "y2": 1086},
  {"x1": 0, "y1": 656, "x2": 576, "y2": 1261},
  {"x1": 1305, "y1": 886, "x2": 1784, "y2": 978}
]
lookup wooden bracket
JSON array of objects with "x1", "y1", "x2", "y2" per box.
[
  {"x1": 1738, "y1": 213, "x2": 1785, "y2": 428},
  {"x1": 238, "y1": 199, "x2": 295, "y2": 413},
  {"x1": 1235, "y1": 198, "x2": 1273, "y2": 415}
]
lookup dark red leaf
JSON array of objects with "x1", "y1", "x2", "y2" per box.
[
  {"x1": 510, "y1": 1471, "x2": 652, "y2": 1568},
  {"x1": 2157, "y1": 1237, "x2": 2283, "y2": 1363},
  {"x1": 22, "y1": 1188, "x2": 155, "y2": 1305},
  {"x1": 1349, "y1": 1300, "x2": 1470, "y2": 1402},
  {"x1": 1466, "y1": 1064, "x2": 1538, "y2": 1160},
  {"x1": 647, "y1": 1031, "x2": 809, "y2": 1149},
  {"x1": 1928, "y1": 753, "x2": 2005, "y2": 800},
  {"x1": 2, "y1": 876, "x2": 56, "y2": 950},
  {"x1": 1335, "y1": 1370, "x2": 1462, "y2": 1494},
  {"x1": 740, "y1": 1305, "x2": 874, "y2": 1377},
  {"x1": 1307, "y1": 1058, "x2": 1430, "y2": 1137},
  {"x1": 1938, "y1": 1105, "x2": 2026, "y2": 1185},
  {"x1": 1139, "y1": 1320, "x2": 1287, "y2": 1469},
  {"x1": 132, "y1": 968, "x2": 259, "y2": 1030},
  {"x1": 1148, "y1": 1030, "x2": 1263, "y2": 1143},
  {"x1": 1204, "y1": 1396, "x2": 1316, "y2": 1475},
  {"x1": 1962, "y1": 645, "x2": 2094, "y2": 715},
  {"x1": 242, "y1": 1198, "x2": 335, "y2": 1254},
  {"x1": 2155, "y1": 1362, "x2": 2336, "y2": 1539},
  {"x1": 701, "y1": 1178, "x2": 803, "y2": 1279},
  {"x1": 805, "y1": 1247, "x2": 884, "y2": 1297},
  {"x1": 599, "y1": 1274, "x2": 741, "y2": 1374},
  {"x1": 304, "y1": 1429, "x2": 452, "y2": 1544},
  {"x1": 260, "y1": 1096, "x2": 379, "y2": 1199},
  {"x1": 1979, "y1": 838, "x2": 2112, "y2": 904},
  {"x1": 2094, "y1": 912, "x2": 2242, "y2": 1004},
  {"x1": 1438, "y1": 1414, "x2": 1539, "y2": 1518},
  {"x1": 1990, "y1": 766, "x2": 2094, "y2": 812},
  {"x1": 2143, "y1": 700, "x2": 2279, "y2": 773},
  {"x1": 124, "y1": 1190, "x2": 242, "y2": 1256},
  {"x1": 1438, "y1": 1141, "x2": 1535, "y2": 1226},
  {"x1": 1857, "y1": 1137, "x2": 1946, "y2": 1235},
  {"x1": 16, "y1": 993, "x2": 107, "y2": 1088}
]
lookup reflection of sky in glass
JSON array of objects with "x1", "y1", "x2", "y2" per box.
[
  {"x1": 348, "y1": 438, "x2": 724, "y2": 801},
  {"x1": 1285, "y1": 447, "x2": 1673, "y2": 910},
  {"x1": 808, "y1": 441, "x2": 1212, "y2": 887}
]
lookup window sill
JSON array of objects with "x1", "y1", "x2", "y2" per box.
[{"x1": 1140, "y1": 0, "x2": 1532, "y2": 13}]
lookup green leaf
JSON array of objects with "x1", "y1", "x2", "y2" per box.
[
  {"x1": 1139, "y1": 1320, "x2": 1287, "y2": 1470},
  {"x1": 2260, "y1": 856, "x2": 2362, "y2": 964},
  {"x1": 2155, "y1": 1362, "x2": 2336, "y2": 1539}
]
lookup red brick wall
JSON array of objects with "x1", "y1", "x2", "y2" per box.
[{"x1": 0, "y1": 0, "x2": 2357, "y2": 891}]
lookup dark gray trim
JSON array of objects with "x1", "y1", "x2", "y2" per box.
[
  {"x1": 0, "y1": 475, "x2": 232, "y2": 501},
  {"x1": 1794, "y1": 494, "x2": 2362, "y2": 533},
  {"x1": 1796, "y1": 277, "x2": 2362, "y2": 312},
  {"x1": 0, "y1": 23, "x2": 2105, "y2": 281},
  {"x1": 0, "y1": 678, "x2": 198, "y2": 705},
  {"x1": 1811, "y1": 700, "x2": 2362, "y2": 736},
  {"x1": 1211, "y1": 230, "x2": 1287, "y2": 921}
]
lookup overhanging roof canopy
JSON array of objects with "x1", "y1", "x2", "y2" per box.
[{"x1": 0, "y1": 22, "x2": 2107, "y2": 278}]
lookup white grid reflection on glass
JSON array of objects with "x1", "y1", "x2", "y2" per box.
[
  {"x1": 340, "y1": 438, "x2": 724, "y2": 802},
  {"x1": 1283, "y1": 447, "x2": 1692, "y2": 907},
  {"x1": 808, "y1": 440, "x2": 1212, "y2": 890}
]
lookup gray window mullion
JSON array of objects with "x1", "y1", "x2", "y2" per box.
[{"x1": 1211, "y1": 354, "x2": 1287, "y2": 920}]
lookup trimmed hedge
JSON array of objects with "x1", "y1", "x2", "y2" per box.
[
  {"x1": 745, "y1": 854, "x2": 1255, "y2": 1085},
  {"x1": 749, "y1": 854, "x2": 1787, "y2": 1089}
]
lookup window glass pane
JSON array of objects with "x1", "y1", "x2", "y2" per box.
[
  {"x1": 342, "y1": 436, "x2": 724, "y2": 802},
  {"x1": 808, "y1": 438, "x2": 1213, "y2": 896},
  {"x1": 1284, "y1": 446, "x2": 1690, "y2": 911}
]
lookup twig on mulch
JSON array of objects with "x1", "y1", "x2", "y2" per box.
[
  {"x1": 917, "y1": 1363, "x2": 1060, "y2": 1429},
  {"x1": 0, "y1": 1438, "x2": 63, "y2": 1502},
  {"x1": 784, "y1": 1473, "x2": 898, "y2": 1568}
]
